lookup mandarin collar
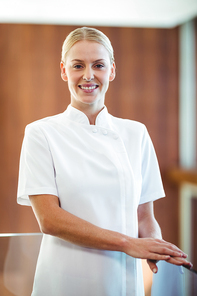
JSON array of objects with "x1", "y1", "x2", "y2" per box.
[{"x1": 62, "y1": 104, "x2": 112, "y2": 129}]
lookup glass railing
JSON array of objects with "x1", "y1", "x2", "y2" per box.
[
  {"x1": 0, "y1": 233, "x2": 42, "y2": 296},
  {"x1": 0, "y1": 233, "x2": 196, "y2": 296},
  {"x1": 151, "y1": 260, "x2": 197, "y2": 296}
]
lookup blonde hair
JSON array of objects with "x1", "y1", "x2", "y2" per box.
[{"x1": 61, "y1": 27, "x2": 114, "y2": 64}]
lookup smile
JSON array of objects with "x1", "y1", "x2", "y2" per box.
[{"x1": 79, "y1": 85, "x2": 98, "y2": 90}]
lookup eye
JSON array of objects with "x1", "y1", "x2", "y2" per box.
[
  {"x1": 73, "y1": 64, "x2": 83, "y2": 69},
  {"x1": 94, "y1": 63, "x2": 104, "y2": 69}
]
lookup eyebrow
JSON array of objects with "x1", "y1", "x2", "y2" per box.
[{"x1": 71, "y1": 59, "x2": 106, "y2": 63}]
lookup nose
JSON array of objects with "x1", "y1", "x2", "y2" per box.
[{"x1": 83, "y1": 66, "x2": 94, "y2": 81}]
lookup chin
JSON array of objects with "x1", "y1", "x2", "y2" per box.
[{"x1": 80, "y1": 97, "x2": 100, "y2": 104}]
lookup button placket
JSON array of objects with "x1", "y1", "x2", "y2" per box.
[
  {"x1": 102, "y1": 129, "x2": 108, "y2": 135},
  {"x1": 92, "y1": 128, "x2": 98, "y2": 133},
  {"x1": 113, "y1": 134, "x2": 119, "y2": 140}
]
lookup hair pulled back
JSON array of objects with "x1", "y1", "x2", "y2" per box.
[{"x1": 61, "y1": 27, "x2": 114, "y2": 65}]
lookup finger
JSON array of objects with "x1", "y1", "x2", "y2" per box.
[
  {"x1": 148, "y1": 253, "x2": 170, "y2": 261},
  {"x1": 158, "y1": 240, "x2": 187, "y2": 258},
  {"x1": 166, "y1": 256, "x2": 193, "y2": 268},
  {"x1": 147, "y1": 259, "x2": 158, "y2": 274},
  {"x1": 182, "y1": 262, "x2": 193, "y2": 269},
  {"x1": 150, "y1": 242, "x2": 187, "y2": 258},
  {"x1": 161, "y1": 248, "x2": 185, "y2": 258}
]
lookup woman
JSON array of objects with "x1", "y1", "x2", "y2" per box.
[{"x1": 17, "y1": 27, "x2": 191, "y2": 296}]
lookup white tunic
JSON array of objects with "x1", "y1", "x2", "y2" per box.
[{"x1": 17, "y1": 105, "x2": 165, "y2": 296}]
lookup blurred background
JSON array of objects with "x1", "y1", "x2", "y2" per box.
[{"x1": 0, "y1": 0, "x2": 197, "y2": 295}]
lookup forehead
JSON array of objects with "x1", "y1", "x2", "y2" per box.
[{"x1": 67, "y1": 40, "x2": 110, "y2": 62}]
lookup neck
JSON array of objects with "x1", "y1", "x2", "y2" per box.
[
  {"x1": 71, "y1": 102, "x2": 105, "y2": 125},
  {"x1": 86, "y1": 109, "x2": 104, "y2": 125}
]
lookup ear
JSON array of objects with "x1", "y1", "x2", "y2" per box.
[
  {"x1": 60, "y1": 62, "x2": 68, "y2": 82},
  {"x1": 109, "y1": 62, "x2": 116, "y2": 82}
]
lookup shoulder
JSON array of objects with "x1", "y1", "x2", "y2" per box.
[
  {"x1": 109, "y1": 114, "x2": 147, "y2": 137},
  {"x1": 25, "y1": 113, "x2": 63, "y2": 134}
]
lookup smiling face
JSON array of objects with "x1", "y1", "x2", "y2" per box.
[{"x1": 61, "y1": 40, "x2": 115, "y2": 112}]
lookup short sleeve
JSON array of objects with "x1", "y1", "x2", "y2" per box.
[
  {"x1": 139, "y1": 126, "x2": 165, "y2": 204},
  {"x1": 17, "y1": 124, "x2": 58, "y2": 206}
]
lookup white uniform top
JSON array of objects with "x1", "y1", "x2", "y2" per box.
[{"x1": 17, "y1": 105, "x2": 165, "y2": 296}]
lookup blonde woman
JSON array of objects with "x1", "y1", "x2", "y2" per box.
[{"x1": 17, "y1": 27, "x2": 192, "y2": 296}]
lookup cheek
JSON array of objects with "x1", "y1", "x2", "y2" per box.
[
  {"x1": 65, "y1": 68, "x2": 80, "y2": 83},
  {"x1": 99, "y1": 71, "x2": 111, "y2": 84},
  {"x1": 67, "y1": 75, "x2": 78, "y2": 93},
  {"x1": 67, "y1": 73, "x2": 77, "y2": 83}
]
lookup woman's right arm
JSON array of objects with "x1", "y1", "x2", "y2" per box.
[{"x1": 29, "y1": 194, "x2": 191, "y2": 267}]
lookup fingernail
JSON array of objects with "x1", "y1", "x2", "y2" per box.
[{"x1": 153, "y1": 268, "x2": 157, "y2": 274}]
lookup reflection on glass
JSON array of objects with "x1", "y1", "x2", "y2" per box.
[
  {"x1": 0, "y1": 234, "x2": 42, "y2": 296},
  {"x1": 151, "y1": 260, "x2": 197, "y2": 296},
  {"x1": 0, "y1": 234, "x2": 196, "y2": 296}
]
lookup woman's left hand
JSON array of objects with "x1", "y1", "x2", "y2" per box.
[{"x1": 147, "y1": 256, "x2": 193, "y2": 274}]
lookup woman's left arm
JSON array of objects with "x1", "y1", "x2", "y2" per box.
[{"x1": 138, "y1": 201, "x2": 192, "y2": 273}]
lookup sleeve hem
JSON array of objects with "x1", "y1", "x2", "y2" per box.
[
  {"x1": 139, "y1": 190, "x2": 165, "y2": 205},
  {"x1": 17, "y1": 187, "x2": 58, "y2": 206}
]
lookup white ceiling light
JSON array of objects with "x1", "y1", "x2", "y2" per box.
[{"x1": 0, "y1": 0, "x2": 196, "y2": 28}]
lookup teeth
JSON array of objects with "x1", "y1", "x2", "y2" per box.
[{"x1": 80, "y1": 85, "x2": 97, "y2": 90}]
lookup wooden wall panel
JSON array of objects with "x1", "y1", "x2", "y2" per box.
[{"x1": 0, "y1": 24, "x2": 179, "y2": 245}]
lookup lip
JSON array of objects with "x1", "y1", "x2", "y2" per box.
[
  {"x1": 78, "y1": 83, "x2": 99, "y2": 93},
  {"x1": 79, "y1": 83, "x2": 98, "y2": 87}
]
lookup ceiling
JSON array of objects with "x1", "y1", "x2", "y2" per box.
[{"x1": 0, "y1": 0, "x2": 197, "y2": 28}]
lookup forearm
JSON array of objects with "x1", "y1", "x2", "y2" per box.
[
  {"x1": 30, "y1": 194, "x2": 127, "y2": 252},
  {"x1": 45, "y1": 207, "x2": 127, "y2": 251},
  {"x1": 138, "y1": 201, "x2": 162, "y2": 239},
  {"x1": 137, "y1": 202, "x2": 192, "y2": 271},
  {"x1": 138, "y1": 215, "x2": 162, "y2": 240},
  {"x1": 30, "y1": 195, "x2": 189, "y2": 264}
]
